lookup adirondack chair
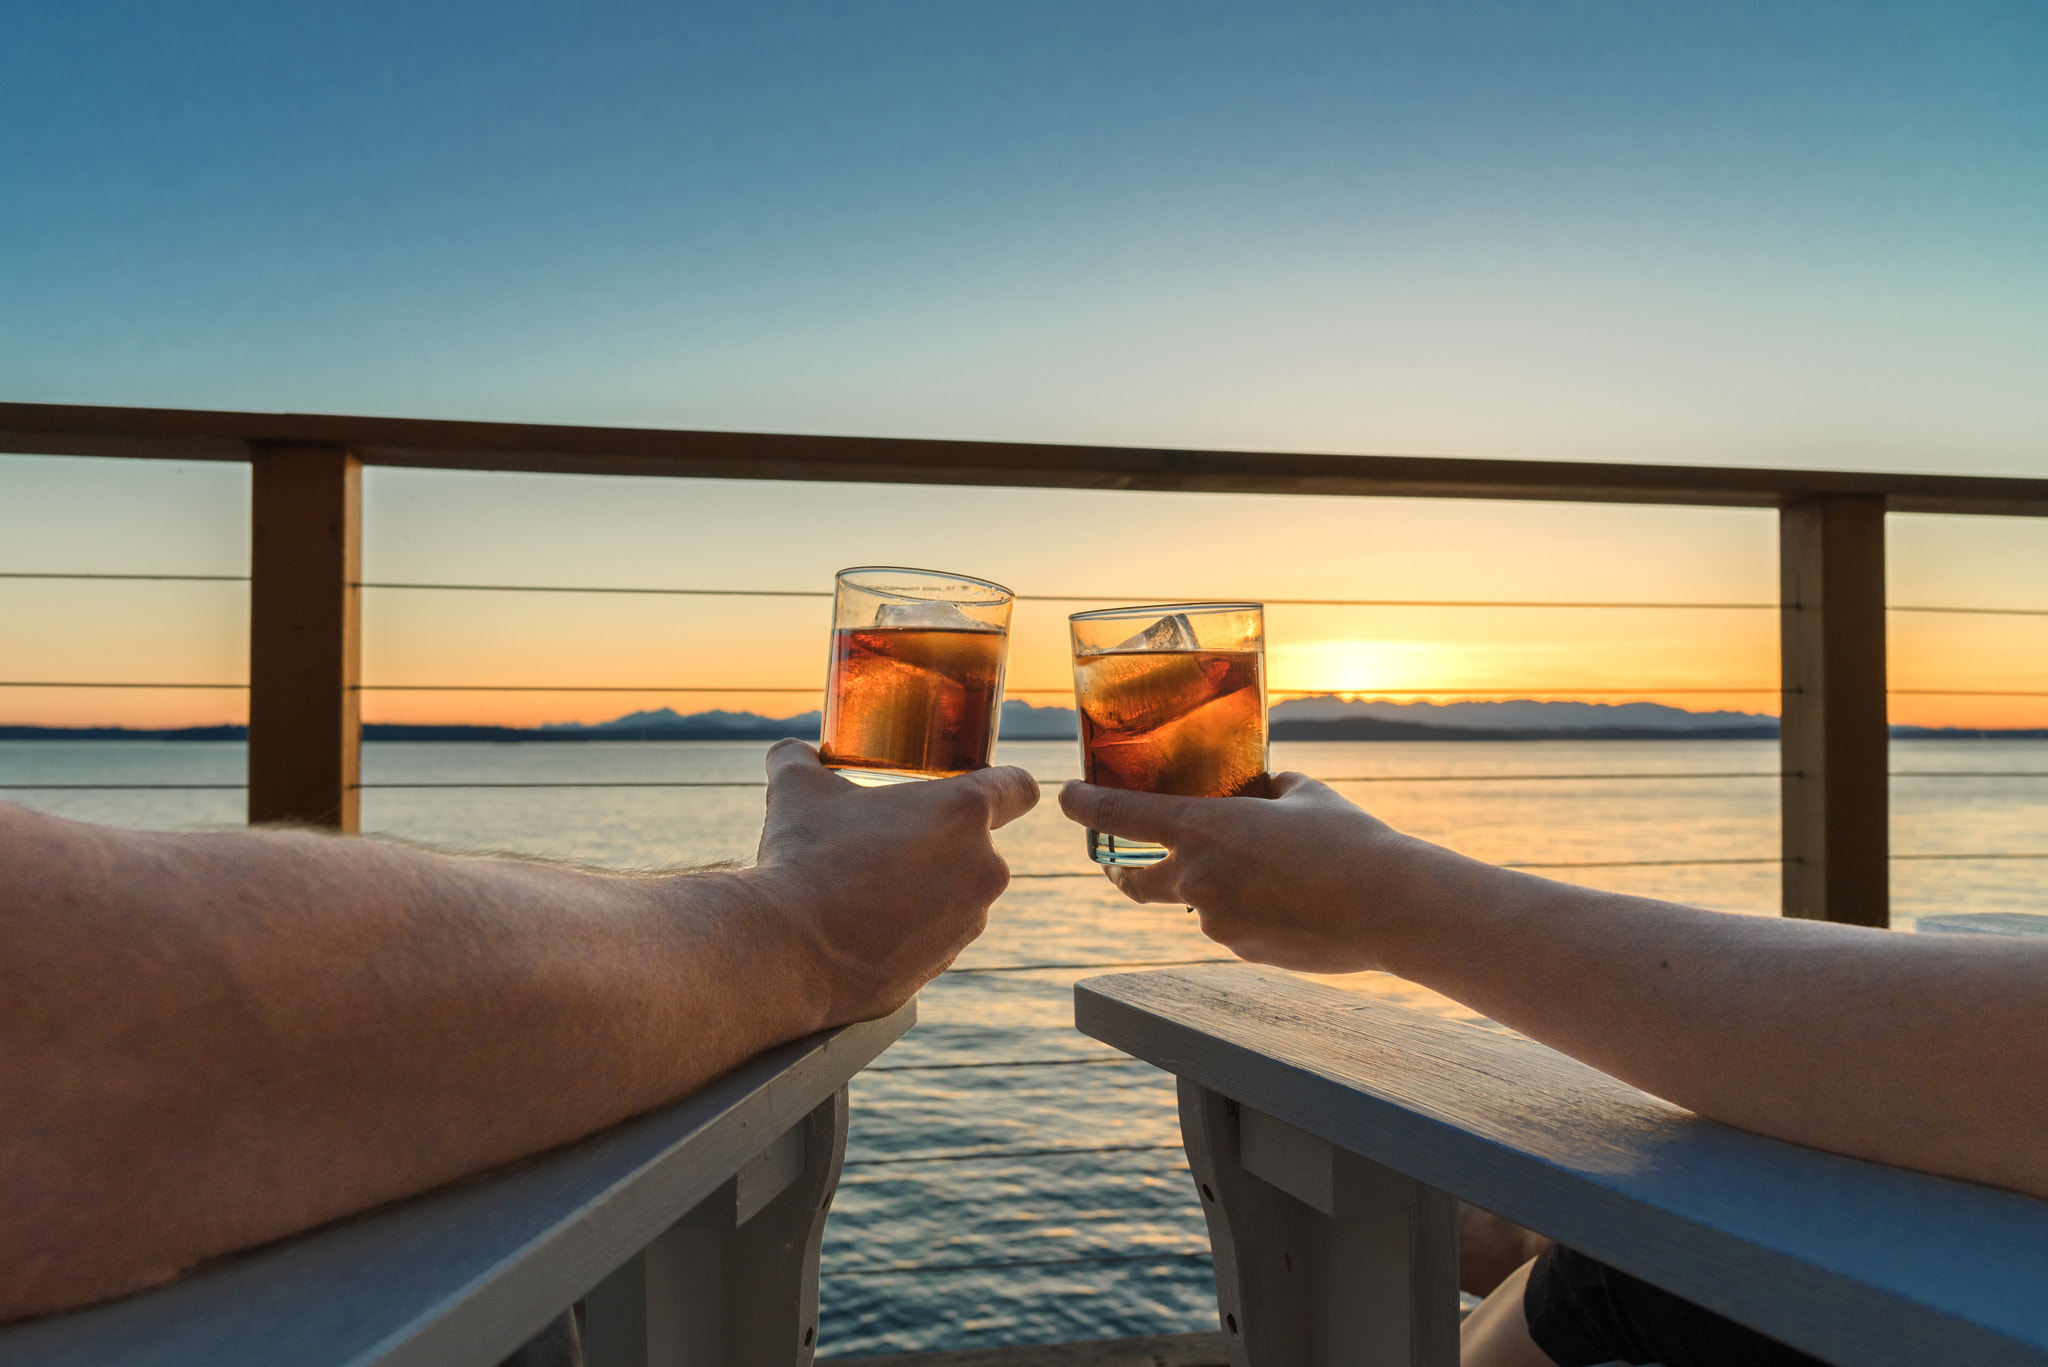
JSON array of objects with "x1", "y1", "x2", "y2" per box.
[
  {"x1": 0, "y1": 1001, "x2": 913, "y2": 1367},
  {"x1": 1075, "y1": 963, "x2": 2048, "y2": 1367}
]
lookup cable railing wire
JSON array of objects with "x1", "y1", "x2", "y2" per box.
[
  {"x1": 1889, "y1": 605, "x2": 2048, "y2": 618},
  {"x1": 1887, "y1": 689, "x2": 2048, "y2": 697},
  {"x1": 347, "y1": 684, "x2": 1790, "y2": 695},
  {"x1": 944, "y1": 957, "x2": 1237, "y2": 974},
  {"x1": 7, "y1": 571, "x2": 2048, "y2": 618},
  {"x1": 842, "y1": 1142, "x2": 1185, "y2": 1167},
  {"x1": 0, "y1": 681, "x2": 251, "y2": 689},
  {"x1": 12, "y1": 771, "x2": 2045, "y2": 793},
  {"x1": 0, "y1": 783, "x2": 249, "y2": 790},
  {"x1": 1317, "y1": 771, "x2": 1783, "y2": 783},
  {"x1": 331, "y1": 770, "x2": 2031, "y2": 791},
  {"x1": 1005, "y1": 853, "x2": 2048, "y2": 875},
  {"x1": 348, "y1": 774, "x2": 1812, "y2": 791},
  {"x1": 0, "y1": 572, "x2": 246, "y2": 583},
  {"x1": 13, "y1": 680, "x2": 2048, "y2": 699},
  {"x1": 360, "y1": 684, "x2": 2048, "y2": 697},
  {"x1": 826, "y1": 1250, "x2": 1210, "y2": 1278},
  {"x1": 355, "y1": 781, "x2": 770, "y2": 789},
  {"x1": 355, "y1": 583, "x2": 1790, "y2": 610},
  {"x1": 1002, "y1": 861, "x2": 1791, "y2": 875},
  {"x1": 866, "y1": 1056, "x2": 1145, "y2": 1073}
]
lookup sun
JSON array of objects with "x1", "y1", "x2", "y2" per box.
[{"x1": 1268, "y1": 638, "x2": 1452, "y2": 697}]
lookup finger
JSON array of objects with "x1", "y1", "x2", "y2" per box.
[
  {"x1": 1105, "y1": 855, "x2": 1186, "y2": 905},
  {"x1": 1058, "y1": 782, "x2": 1198, "y2": 844},
  {"x1": 953, "y1": 765, "x2": 1040, "y2": 829}
]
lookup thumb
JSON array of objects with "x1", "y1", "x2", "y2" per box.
[{"x1": 949, "y1": 765, "x2": 1041, "y2": 829}]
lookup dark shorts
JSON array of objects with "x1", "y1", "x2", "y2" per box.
[{"x1": 1524, "y1": 1244, "x2": 1828, "y2": 1367}]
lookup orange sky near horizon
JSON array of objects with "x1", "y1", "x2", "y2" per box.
[{"x1": 3, "y1": 455, "x2": 2045, "y2": 733}]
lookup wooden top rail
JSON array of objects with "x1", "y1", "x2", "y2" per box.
[
  {"x1": 0, "y1": 1002, "x2": 914, "y2": 1367},
  {"x1": 6, "y1": 401, "x2": 2048, "y2": 516},
  {"x1": 1075, "y1": 965, "x2": 2048, "y2": 1366}
]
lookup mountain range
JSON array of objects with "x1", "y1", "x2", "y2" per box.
[
  {"x1": 6, "y1": 698, "x2": 2043, "y2": 742},
  {"x1": 532, "y1": 696, "x2": 1785, "y2": 741}
]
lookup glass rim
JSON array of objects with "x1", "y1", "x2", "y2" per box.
[
  {"x1": 1068, "y1": 600, "x2": 1263, "y2": 623},
  {"x1": 835, "y1": 565, "x2": 1014, "y2": 606}
]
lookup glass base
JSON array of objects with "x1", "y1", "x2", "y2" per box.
[
  {"x1": 1088, "y1": 830, "x2": 1170, "y2": 866},
  {"x1": 829, "y1": 766, "x2": 935, "y2": 787}
]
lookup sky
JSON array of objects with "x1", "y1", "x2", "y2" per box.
[{"x1": 3, "y1": 1, "x2": 2045, "y2": 729}]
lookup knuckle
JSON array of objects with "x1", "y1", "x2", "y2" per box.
[
  {"x1": 942, "y1": 785, "x2": 987, "y2": 823},
  {"x1": 974, "y1": 852, "x2": 1010, "y2": 904}
]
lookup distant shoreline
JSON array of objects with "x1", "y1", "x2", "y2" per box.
[{"x1": 6, "y1": 722, "x2": 2045, "y2": 743}]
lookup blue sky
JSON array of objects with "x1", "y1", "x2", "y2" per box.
[
  {"x1": 6, "y1": 3, "x2": 2047, "y2": 729},
  {"x1": 7, "y1": 1, "x2": 2046, "y2": 470}
]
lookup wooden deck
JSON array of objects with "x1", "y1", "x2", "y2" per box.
[{"x1": 842, "y1": 1332, "x2": 1226, "y2": 1367}]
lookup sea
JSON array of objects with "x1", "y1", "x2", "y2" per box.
[{"x1": 4, "y1": 736, "x2": 2045, "y2": 1357}]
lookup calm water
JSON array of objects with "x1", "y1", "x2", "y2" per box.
[{"x1": 4, "y1": 738, "x2": 2045, "y2": 1355}]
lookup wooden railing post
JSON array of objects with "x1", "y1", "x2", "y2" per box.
[
  {"x1": 248, "y1": 444, "x2": 361, "y2": 831},
  {"x1": 1778, "y1": 495, "x2": 1888, "y2": 926}
]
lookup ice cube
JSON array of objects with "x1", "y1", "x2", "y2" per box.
[
  {"x1": 1114, "y1": 612, "x2": 1200, "y2": 652},
  {"x1": 875, "y1": 599, "x2": 988, "y2": 631},
  {"x1": 1087, "y1": 683, "x2": 1265, "y2": 797},
  {"x1": 1075, "y1": 650, "x2": 1221, "y2": 734},
  {"x1": 825, "y1": 654, "x2": 965, "y2": 769}
]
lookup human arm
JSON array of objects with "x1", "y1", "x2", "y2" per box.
[
  {"x1": 1, "y1": 741, "x2": 1036, "y2": 1321},
  {"x1": 1060, "y1": 775, "x2": 2048, "y2": 1200}
]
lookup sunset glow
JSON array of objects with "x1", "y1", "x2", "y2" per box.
[
  {"x1": 1267, "y1": 639, "x2": 1460, "y2": 698},
  {"x1": 3, "y1": 461, "x2": 2042, "y2": 732},
  {"x1": 3, "y1": 4, "x2": 2045, "y2": 732}
]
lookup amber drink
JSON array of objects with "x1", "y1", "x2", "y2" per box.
[
  {"x1": 820, "y1": 567, "x2": 1013, "y2": 784},
  {"x1": 1071, "y1": 603, "x2": 1268, "y2": 865}
]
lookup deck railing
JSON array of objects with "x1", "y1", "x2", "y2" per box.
[
  {"x1": 7, "y1": 400, "x2": 2048, "y2": 929},
  {"x1": 6, "y1": 401, "x2": 2048, "y2": 1356}
]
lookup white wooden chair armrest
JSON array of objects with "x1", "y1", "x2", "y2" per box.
[
  {"x1": 0, "y1": 1002, "x2": 914, "y2": 1367},
  {"x1": 1075, "y1": 964, "x2": 2048, "y2": 1367}
]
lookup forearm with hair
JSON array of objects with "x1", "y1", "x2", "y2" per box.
[
  {"x1": 0, "y1": 801, "x2": 817, "y2": 1319},
  {"x1": 1370, "y1": 838, "x2": 2048, "y2": 1199}
]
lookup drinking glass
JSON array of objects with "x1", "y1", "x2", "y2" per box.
[
  {"x1": 819, "y1": 567, "x2": 1014, "y2": 785},
  {"x1": 1070, "y1": 602, "x2": 1268, "y2": 865}
]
